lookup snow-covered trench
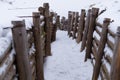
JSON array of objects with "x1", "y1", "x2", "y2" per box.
[{"x1": 44, "y1": 30, "x2": 93, "y2": 80}]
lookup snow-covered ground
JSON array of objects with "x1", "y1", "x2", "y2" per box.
[
  {"x1": 44, "y1": 30, "x2": 93, "y2": 80},
  {"x1": 0, "y1": 0, "x2": 120, "y2": 79}
]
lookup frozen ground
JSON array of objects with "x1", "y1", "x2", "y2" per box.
[{"x1": 44, "y1": 30, "x2": 93, "y2": 80}]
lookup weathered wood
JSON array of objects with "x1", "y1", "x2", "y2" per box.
[
  {"x1": 101, "y1": 64, "x2": 110, "y2": 80},
  {"x1": 68, "y1": 11, "x2": 72, "y2": 36},
  {"x1": 76, "y1": 9, "x2": 86, "y2": 42},
  {"x1": 72, "y1": 12, "x2": 79, "y2": 39},
  {"x1": 0, "y1": 42, "x2": 12, "y2": 64},
  {"x1": 108, "y1": 28, "x2": 115, "y2": 38},
  {"x1": 92, "y1": 40, "x2": 98, "y2": 59},
  {"x1": 3, "y1": 65, "x2": 16, "y2": 80},
  {"x1": 94, "y1": 36, "x2": 99, "y2": 46},
  {"x1": 85, "y1": 8, "x2": 99, "y2": 61},
  {"x1": 110, "y1": 27, "x2": 120, "y2": 80},
  {"x1": 81, "y1": 9, "x2": 91, "y2": 51},
  {"x1": 92, "y1": 18, "x2": 110, "y2": 80},
  {"x1": 32, "y1": 12, "x2": 44, "y2": 80},
  {"x1": 0, "y1": 52, "x2": 15, "y2": 80},
  {"x1": 95, "y1": 27, "x2": 101, "y2": 36},
  {"x1": 107, "y1": 38, "x2": 114, "y2": 51},
  {"x1": 43, "y1": 3, "x2": 51, "y2": 56},
  {"x1": 104, "y1": 54, "x2": 112, "y2": 65},
  {"x1": 12, "y1": 21, "x2": 32, "y2": 80},
  {"x1": 69, "y1": 12, "x2": 75, "y2": 37}
]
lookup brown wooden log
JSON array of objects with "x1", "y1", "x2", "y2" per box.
[
  {"x1": 32, "y1": 12, "x2": 44, "y2": 80},
  {"x1": 108, "y1": 28, "x2": 115, "y2": 38},
  {"x1": 94, "y1": 36, "x2": 99, "y2": 46},
  {"x1": 68, "y1": 11, "x2": 72, "y2": 36},
  {"x1": 95, "y1": 27, "x2": 101, "y2": 36},
  {"x1": 43, "y1": 3, "x2": 51, "y2": 56},
  {"x1": 3, "y1": 65, "x2": 16, "y2": 80},
  {"x1": 76, "y1": 9, "x2": 86, "y2": 42},
  {"x1": 110, "y1": 27, "x2": 120, "y2": 80},
  {"x1": 104, "y1": 54, "x2": 112, "y2": 65},
  {"x1": 91, "y1": 59, "x2": 104, "y2": 80},
  {"x1": 73, "y1": 12, "x2": 79, "y2": 39},
  {"x1": 92, "y1": 18, "x2": 111, "y2": 80},
  {"x1": 0, "y1": 51, "x2": 15, "y2": 80},
  {"x1": 12, "y1": 21, "x2": 32, "y2": 80},
  {"x1": 101, "y1": 64, "x2": 110, "y2": 80},
  {"x1": 107, "y1": 38, "x2": 114, "y2": 51},
  {"x1": 85, "y1": 8, "x2": 99, "y2": 61},
  {"x1": 92, "y1": 40, "x2": 98, "y2": 59},
  {"x1": 81, "y1": 9, "x2": 91, "y2": 51}
]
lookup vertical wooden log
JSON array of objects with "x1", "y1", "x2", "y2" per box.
[
  {"x1": 110, "y1": 27, "x2": 120, "y2": 80},
  {"x1": 81, "y1": 9, "x2": 91, "y2": 52},
  {"x1": 92, "y1": 18, "x2": 110, "y2": 80},
  {"x1": 73, "y1": 12, "x2": 79, "y2": 39},
  {"x1": 12, "y1": 21, "x2": 32, "y2": 80},
  {"x1": 70, "y1": 12, "x2": 75, "y2": 37},
  {"x1": 85, "y1": 8, "x2": 99, "y2": 61},
  {"x1": 76, "y1": 9, "x2": 86, "y2": 43},
  {"x1": 32, "y1": 12, "x2": 44, "y2": 80},
  {"x1": 50, "y1": 12, "x2": 54, "y2": 42},
  {"x1": 67, "y1": 11, "x2": 72, "y2": 35},
  {"x1": 43, "y1": 3, "x2": 51, "y2": 56},
  {"x1": 56, "y1": 15, "x2": 60, "y2": 30}
]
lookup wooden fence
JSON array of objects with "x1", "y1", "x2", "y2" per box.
[
  {"x1": 0, "y1": 3, "x2": 58, "y2": 80},
  {"x1": 62, "y1": 7, "x2": 120, "y2": 80}
]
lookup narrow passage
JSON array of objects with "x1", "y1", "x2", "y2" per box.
[{"x1": 44, "y1": 30, "x2": 93, "y2": 80}]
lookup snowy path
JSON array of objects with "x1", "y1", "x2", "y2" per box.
[{"x1": 44, "y1": 30, "x2": 93, "y2": 80}]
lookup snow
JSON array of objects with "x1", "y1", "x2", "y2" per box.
[
  {"x1": 44, "y1": 30, "x2": 93, "y2": 80},
  {"x1": 0, "y1": 0, "x2": 120, "y2": 79},
  {"x1": 0, "y1": 49, "x2": 15, "y2": 76}
]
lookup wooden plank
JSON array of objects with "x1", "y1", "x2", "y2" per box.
[
  {"x1": 92, "y1": 18, "x2": 111, "y2": 80},
  {"x1": 107, "y1": 38, "x2": 114, "y2": 51},
  {"x1": 3, "y1": 65, "x2": 16, "y2": 80},
  {"x1": 12, "y1": 21, "x2": 32, "y2": 80},
  {"x1": 94, "y1": 36, "x2": 99, "y2": 46},
  {"x1": 0, "y1": 51, "x2": 15, "y2": 80},
  {"x1": 104, "y1": 54, "x2": 112, "y2": 65},
  {"x1": 95, "y1": 27, "x2": 101, "y2": 36},
  {"x1": 110, "y1": 27, "x2": 120, "y2": 80},
  {"x1": 32, "y1": 12, "x2": 44, "y2": 80},
  {"x1": 43, "y1": 3, "x2": 51, "y2": 56},
  {"x1": 81, "y1": 9, "x2": 91, "y2": 51},
  {"x1": 108, "y1": 28, "x2": 115, "y2": 38},
  {"x1": 0, "y1": 42, "x2": 12, "y2": 64},
  {"x1": 76, "y1": 9, "x2": 86, "y2": 42},
  {"x1": 85, "y1": 8, "x2": 99, "y2": 61},
  {"x1": 101, "y1": 64, "x2": 110, "y2": 80},
  {"x1": 73, "y1": 12, "x2": 79, "y2": 39}
]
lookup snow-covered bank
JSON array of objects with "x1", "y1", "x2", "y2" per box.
[{"x1": 44, "y1": 30, "x2": 93, "y2": 80}]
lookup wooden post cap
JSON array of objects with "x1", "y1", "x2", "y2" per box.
[{"x1": 12, "y1": 20, "x2": 25, "y2": 28}]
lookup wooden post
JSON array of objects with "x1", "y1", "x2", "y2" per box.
[
  {"x1": 11, "y1": 21, "x2": 32, "y2": 80},
  {"x1": 110, "y1": 27, "x2": 120, "y2": 80},
  {"x1": 70, "y1": 12, "x2": 75, "y2": 37},
  {"x1": 85, "y1": 8, "x2": 99, "y2": 61},
  {"x1": 92, "y1": 18, "x2": 110, "y2": 80},
  {"x1": 76, "y1": 9, "x2": 86, "y2": 43},
  {"x1": 81, "y1": 9, "x2": 91, "y2": 52},
  {"x1": 43, "y1": 3, "x2": 51, "y2": 56},
  {"x1": 73, "y1": 12, "x2": 79, "y2": 39},
  {"x1": 32, "y1": 12, "x2": 44, "y2": 80},
  {"x1": 67, "y1": 11, "x2": 72, "y2": 36},
  {"x1": 56, "y1": 15, "x2": 60, "y2": 30},
  {"x1": 50, "y1": 12, "x2": 54, "y2": 42}
]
